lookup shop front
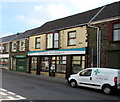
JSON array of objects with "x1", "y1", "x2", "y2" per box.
[
  {"x1": 28, "y1": 48, "x2": 86, "y2": 79},
  {"x1": 12, "y1": 55, "x2": 27, "y2": 72},
  {"x1": 0, "y1": 54, "x2": 9, "y2": 70}
]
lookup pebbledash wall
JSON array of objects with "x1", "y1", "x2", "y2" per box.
[{"x1": 28, "y1": 26, "x2": 88, "y2": 79}]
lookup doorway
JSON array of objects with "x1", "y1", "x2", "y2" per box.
[{"x1": 49, "y1": 57, "x2": 56, "y2": 77}]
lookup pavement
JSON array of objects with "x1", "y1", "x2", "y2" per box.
[{"x1": 2, "y1": 69, "x2": 67, "y2": 85}]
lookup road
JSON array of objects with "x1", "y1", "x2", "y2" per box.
[{"x1": 1, "y1": 70, "x2": 120, "y2": 101}]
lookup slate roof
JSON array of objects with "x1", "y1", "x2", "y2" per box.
[
  {"x1": 13, "y1": 28, "x2": 38, "y2": 40},
  {"x1": 0, "y1": 28, "x2": 39, "y2": 42},
  {"x1": 0, "y1": 33, "x2": 20, "y2": 43},
  {"x1": 93, "y1": 1, "x2": 120, "y2": 21},
  {"x1": 32, "y1": 1, "x2": 120, "y2": 36}
]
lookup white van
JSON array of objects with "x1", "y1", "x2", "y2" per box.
[{"x1": 68, "y1": 68, "x2": 120, "y2": 94}]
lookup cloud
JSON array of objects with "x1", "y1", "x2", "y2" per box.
[
  {"x1": 34, "y1": 5, "x2": 42, "y2": 12},
  {"x1": 15, "y1": 2, "x2": 72, "y2": 27},
  {"x1": 47, "y1": 3, "x2": 72, "y2": 19},
  {"x1": 0, "y1": 0, "x2": 43, "y2": 2},
  {"x1": 15, "y1": 15, "x2": 25, "y2": 21}
]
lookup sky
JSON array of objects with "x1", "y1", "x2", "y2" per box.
[{"x1": 0, "y1": 0, "x2": 119, "y2": 37}]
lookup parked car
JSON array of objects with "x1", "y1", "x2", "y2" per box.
[{"x1": 68, "y1": 68, "x2": 120, "y2": 94}]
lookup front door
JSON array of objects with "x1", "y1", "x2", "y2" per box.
[
  {"x1": 16, "y1": 58, "x2": 27, "y2": 72},
  {"x1": 49, "y1": 57, "x2": 56, "y2": 77},
  {"x1": 12, "y1": 58, "x2": 16, "y2": 71}
]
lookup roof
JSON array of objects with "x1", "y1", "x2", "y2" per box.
[
  {"x1": 1, "y1": 1, "x2": 120, "y2": 40},
  {"x1": 32, "y1": 1, "x2": 120, "y2": 36},
  {"x1": 0, "y1": 34, "x2": 20, "y2": 44},
  {"x1": 93, "y1": 1, "x2": 120, "y2": 21},
  {"x1": 0, "y1": 28, "x2": 38, "y2": 42},
  {"x1": 13, "y1": 28, "x2": 38, "y2": 40}
]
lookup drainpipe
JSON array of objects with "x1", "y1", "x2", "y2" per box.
[
  {"x1": 87, "y1": 24, "x2": 101, "y2": 68},
  {"x1": 87, "y1": 5, "x2": 106, "y2": 68}
]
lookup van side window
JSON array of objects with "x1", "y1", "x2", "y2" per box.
[{"x1": 79, "y1": 69, "x2": 92, "y2": 76}]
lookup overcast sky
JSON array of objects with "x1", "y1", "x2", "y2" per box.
[{"x1": 0, "y1": 0, "x2": 119, "y2": 37}]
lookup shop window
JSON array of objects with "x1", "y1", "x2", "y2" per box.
[
  {"x1": 12, "y1": 42, "x2": 17, "y2": 52},
  {"x1": 19, "y1": 40, "x2": 25, "y2": 51},
  {"x1": 31, "y1": 57, "x2": 37, "y2": 71},
  {"x1": 56, "y1": 56, "x2": 66, "y2": 73},
  {"x1": 35, "y1": 37, "x2": 41, "y2": 49},
  {"x1": 41, "y1": 57, "x2": 49, "y2": 71},
  {"x1": 0, "y1": 58, "x2": 9, "y2": 67},
  {"x1": 68, "y1": 31, "x2": 76, "y2": 46},
  {"x1": 47, "y1": 32, "x2": 59, "y2": 49},
  {"x1": 60, "y1": 56, "x2": 66, "y2": 64},
  {"x1": 72, "y1": 56, "x2": 85, "y2": 74}
]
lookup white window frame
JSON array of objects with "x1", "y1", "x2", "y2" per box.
[
  {"x1": 19, "y1": 40, "x2": 25, "y2": 51},
  {"x1": 35, "y1": 37, "x2": 41, "y2": 49},
  {"x1": 68, "y1": 31, "x2": 76, "y2": 46},
  {"x1": 47, "y1": 32, "x2": 59, "y2": 49},
  {"x1": 5, "y1": 44, "x2": 9, "y2": 52},
  {"x1": 12, "y1": 41, "x2": 17, "y2": 52}
]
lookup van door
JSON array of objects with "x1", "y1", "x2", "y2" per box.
[{"x1": 77, "y1": 69, "x2": 93, "y2": 88}]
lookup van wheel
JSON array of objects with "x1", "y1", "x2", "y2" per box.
[
  {"x1": 102, "y1": 85, "x2": 112, "y2": 95},
  {"x1": 70, "y1": 80, "x2": 77, "y2": 88}
]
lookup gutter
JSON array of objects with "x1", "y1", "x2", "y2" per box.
[{"x1": 87, "y1": 5, "x2": 106, "y2": 68}]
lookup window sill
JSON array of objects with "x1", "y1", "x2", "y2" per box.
[
  {"x1": 35, "y1": 48, "x2": 41, "y2": 49},
  {"x1": 110, "y1": 40, "x2": 120, "y2": 43},
  {"x1": 12, "y1": 51, "x2": 17, "y2": 52},
  {"x1": 67, "y1": 44, "x2": 76, "y2": 46}
]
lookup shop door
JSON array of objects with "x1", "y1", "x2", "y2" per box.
[
  {"x1": 49, "y1": 57, "x2": 56, "y2": 77},
  {"x1": 12, "y1": 58, "x2": 16, "y2": 71},
  {"x1": 16, "y1": 58, "x2": 27, "y2": 72}
]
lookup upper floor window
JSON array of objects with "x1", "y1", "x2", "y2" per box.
[
  {"x1": 5, "y1": 44, "x2": 9, "y2": 52},
  {"x1": 47, "y1": 32, "x2": 59, "y2": 49},
  {"x1": 0, "y1": 45, "x2": 4, "y2": 53},
  {"x1": 19, "y1": 40, "x2": 25, "y2": 51},
  {"x1": 54, "y1": 33, "x2": 59, "y2": 48},
  {"x1": 109, "y1": 20, "x2": 120, "y2": 42},
  {"x1": 113, "y1": 23, "x2": 120, "y2": 41},
  {"x1": 68, "y1": 31, "x2": 76, "y2": 46},
  {"x1": 12, "y1": 42, "x2": 17, "y2": 52},
  {"x1": 35, "y1": 37, "x2": 41, "y2": 49}
]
